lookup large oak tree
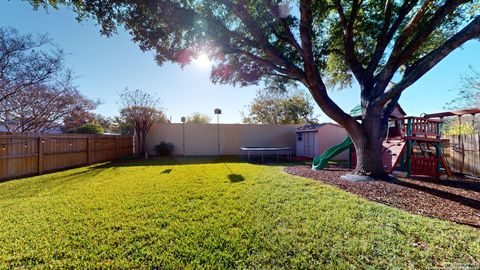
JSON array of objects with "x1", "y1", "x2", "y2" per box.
[{"x1": 29, "y1": 0, "x2": 480, "y2": 177}]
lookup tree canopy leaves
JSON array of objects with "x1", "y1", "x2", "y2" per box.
[{"x1": 242, "y1": 88, "x2": 317, "y2": 124}]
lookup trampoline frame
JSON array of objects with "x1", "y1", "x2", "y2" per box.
[{"x1": 240, "y1": 147, "x2": 291, "y2": 163}]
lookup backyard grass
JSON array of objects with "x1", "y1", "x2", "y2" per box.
[{"x1": 0, "y1": 157, "x2": 479, "y2": 269}]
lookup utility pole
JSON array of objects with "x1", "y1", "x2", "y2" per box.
[
  {"x1": 181, "y1": 116, "x2": 186, "y2": 157},
  {"x1": 214, "y1": 108, "x2": 222, "y2": 156}
]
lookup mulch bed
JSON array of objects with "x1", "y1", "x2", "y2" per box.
[{"x1": 285, "y1": 165, "x2": 480, "y2": 229}]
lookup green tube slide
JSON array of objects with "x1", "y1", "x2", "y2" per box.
[{"x1": 312, "y1": 136, "x2": 352, "y2": 170}]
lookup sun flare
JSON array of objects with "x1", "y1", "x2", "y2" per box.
[{"x1": 194, "y1": 53, "x2": 211, "y2": 68}]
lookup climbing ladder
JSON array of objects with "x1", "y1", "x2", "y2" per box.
[{"x1": 381, "y1": 139, "x2": 405, "y2": 172}]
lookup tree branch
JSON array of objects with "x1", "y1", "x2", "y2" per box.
[
  {"x1": 263, "y1": 0, "x2": 304, "y2": 58},
  {"x1": 366, "y1": 0, "x2": 419, "y2": 75},
  {"x1": 374, "y1": 0, "x2": 469, "y2": 94},
  {"x1": 377, "y1": 16, "x2": 480, "y2": 106},
  {"x1": 300, "y1": 0, "x2": 353, "y2": 126},
  {"x1": 228, "y1": 0, "x2": 305, "y2": 80},
  {"x1": 333, "y1": 0, "x2": 367, "y2": 85}
]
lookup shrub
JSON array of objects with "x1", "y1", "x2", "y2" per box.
[
  {"x1": 443, "y1": 123, "x2": 476, "y2": 135},
  {"x1": 71, "y1": 122, "x2": 104, "y2": 134},
  {"x1": 155, "y1": 142, "x2": 174, "y2": 156}
]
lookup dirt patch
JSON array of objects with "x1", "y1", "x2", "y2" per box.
[{"x1": 285, "y1": 165, "x2": 480, "y2": 228}]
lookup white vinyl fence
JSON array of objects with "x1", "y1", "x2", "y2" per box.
[{"x1": 146, "y1": 123, "x2": 302, "y2": 156}]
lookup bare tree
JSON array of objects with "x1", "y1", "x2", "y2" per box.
[
  {"x1": 119, "y1": 88, "x2": 167, "y2": 155},
  {"x1": 0, "y1": 27, "x2": 64, "y2": 104},
  {"x1": 0, "y1": 80, "x2": 98, "y2": 133},
  {"x1": 447, "y1": 67, "x2": 480, "y2": 109}
]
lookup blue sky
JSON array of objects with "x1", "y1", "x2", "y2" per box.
[{"x1": 1, "y1": 1, "x2": 479, "y2": 123}]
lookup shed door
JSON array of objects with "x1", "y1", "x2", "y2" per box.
[
  {"x1": 296, "y1": 133, "x2": 305, "y2": 157},
  {"x1": 303, "y1": 132, "x2": 315, "y2": 158}
]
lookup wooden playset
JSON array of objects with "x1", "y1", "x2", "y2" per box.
[
  {"x1": 349, "y1": 116, "x2": 452, "y2": 178},
  {"x1": 312, "y1": 106, "x2": 480, "y2": 179}
]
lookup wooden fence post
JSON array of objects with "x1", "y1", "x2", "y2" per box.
[
  {"x1": 115, "y1": 136, "x2": 119, "y2": 159},
  {"x1": 474, "y1": 133, "x2": 480, "y2": 177},
  {"x1": 38, "y1": 136, "x2": 44, "y2": 174},
  {"x1": 86, "y1": 137, "x2": 92, "y2": 164}
]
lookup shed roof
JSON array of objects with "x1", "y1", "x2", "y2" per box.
[
  {"x1": 350, "y1": 104, "x2": 406, "y2": 119},
  {"x1": 296, "y1": 123, "x2": 342, "y2": 132}
]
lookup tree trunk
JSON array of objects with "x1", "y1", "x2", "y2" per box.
[
  {"x1": 135, "y1": 130, "x2": 143, "y2": 156},
  {"x1": 302, "y1": 73, "x2": 389, "y2": 179},
  {"x1": 350, "y1": 131, "x2": 387, "y2": 178},
  {"x1": 345, "y1": 112, "x2": 388, "y2": 179},
  {"x1": 140, "y1": 131, "x2": 146, "y2": 156}
]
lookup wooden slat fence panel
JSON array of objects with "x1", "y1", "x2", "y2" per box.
[
  {"x1": 0, "y1": 133, "x2": 133, "y2": 180},
  {"x1": 445, "y1": 134, "x2": 480, "y2": 177}
]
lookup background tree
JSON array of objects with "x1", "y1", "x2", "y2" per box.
[
  {"x1": 447, "y1": 67, "x2": 480, "y2": 109},
  {"x1": 91, "y1": 114, "x2": 112, "y2": 132},
  {"x1": 110, "y1": 115, "x2": 134, "y2": 135},
  {"x1": 242, "y1": 88, "x2": 317, "y2": 124},
  {"x1": 186, "y1": 112, "x2": 212, "y2": 123},
  {"x1": 442, "y1": 68, "x2": 480, "y2": 133},
  {"x1": 119, "y1": 88, "x2": 167, "y2": 155},
  {"x1": 0, "y1": 83, "x2": 98, "y2": 133},
  {"x1": 443, "y1": 122, "x2": 476, "y2": 135},
  {"x1": 0, "y1": 27, "x2": 65, "y2": 103},
  {"x1": 63, "y1": 110, "x2": 95, "y2": 132},
  {"x1": 70, "y1": 121, "x2": 104, "y2": 134},
  {"x1": 31, "y1": 0, "x2": 480, "y2": 178},
  {"x1": 0, "y1": 27, "x2": 97, "y2": 133}
]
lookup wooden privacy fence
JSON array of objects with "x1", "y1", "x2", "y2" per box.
[
  {"x1": 0, "y1": 133, "x2": 133, "y2": 180},
  {"x1": 445, "y1": 134, "x2": 480, "y2": 177}
]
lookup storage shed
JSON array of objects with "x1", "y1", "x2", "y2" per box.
[{"x1": 295, "y1": 123, "x2": 348, "y2": 159}]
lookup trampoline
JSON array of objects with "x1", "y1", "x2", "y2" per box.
[{"x1": 240, "y1": 147, "x2": 291, "y2": 163}]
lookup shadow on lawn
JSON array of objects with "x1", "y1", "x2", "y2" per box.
[
  {"x1": 0, "y1": 165, "x2": 105, "y2": 200},
  {"x1": 0, "y1": 156, "x2": 302, "y2": 199},
  {"x1": 394, "y1": 180, "x2": 480, "y2": 211},
  {"x1": 88, "y1": 155, "x2": 307, "y2": 170},
  {"x1": 228, "y1": 174, "x2": 245, "y2": 182}
]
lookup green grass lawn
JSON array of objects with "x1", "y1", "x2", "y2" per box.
[{"x1": 0, "y1": 157, "x2": 478, "y2": 269}]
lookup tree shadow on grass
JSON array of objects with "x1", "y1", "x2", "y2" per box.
[
  {"x1": 161, "y1": 169, "x2": 173, "y2": 174},
  {"x1": 228, "y1": 174, "x2": 245, "y2": 183},
  {"x1": 0, "y1": 166, "x2": 105, "y2": 200},
  {"x1": 88, "y1": 156, "x2": 245, "y2": 170},
  {"x1": 89, "y1": 155, "x2": 305, "y2": 170}
]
